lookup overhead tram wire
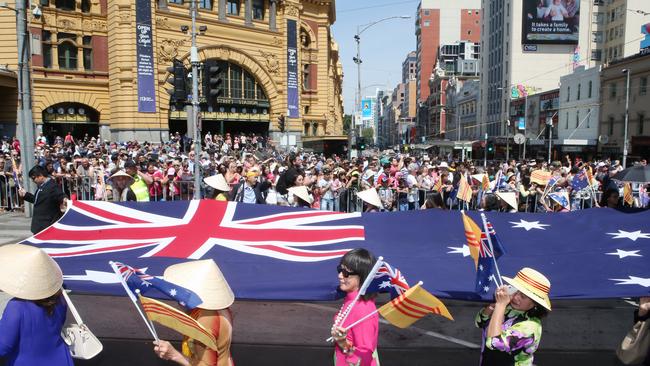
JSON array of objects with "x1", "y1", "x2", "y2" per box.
[{"x1": 338, "y1": 0, "x2": 420, "y2": 14}]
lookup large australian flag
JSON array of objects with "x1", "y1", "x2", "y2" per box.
[{"x1": 22, "y1": 199, "x2": 650, "y2": 302}]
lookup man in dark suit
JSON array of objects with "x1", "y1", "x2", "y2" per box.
[{"x1": 18, "y1": 165, "x2": 67, "y2": 234}]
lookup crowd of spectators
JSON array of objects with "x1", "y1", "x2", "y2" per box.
[{"x1": 1, "y1": 133, "x2": 648, "y2": 213}]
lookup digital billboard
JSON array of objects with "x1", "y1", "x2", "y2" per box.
[{"x1": 522, "y1": 0, "x2": 580, "y2": 45}]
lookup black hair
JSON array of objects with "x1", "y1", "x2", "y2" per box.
[
  {"x1": 34, "y1": 289, "x2": 62, "y2": 316},
  {"x1": 28, "y1": 165, "x2": 48, "y2": 179},
  {"x1": 339, "y1": 248, "x2": 377, "y2": 301},
  {"x1": 600, "y1": 188, "x2": 620, "y2": 208},
  {"x1": 424, "y1": 191, "x2": 446, "y2": 209},
  {"x1": 526, "y1": 305, "x2": 549, "y2": 319},
  {"x1": 483, "y1": 193, "x2": 499, "y2": 211}
]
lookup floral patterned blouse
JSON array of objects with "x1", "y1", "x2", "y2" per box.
[{"x1": 475, "y1": 305, "x2": 543, "y2": 366}]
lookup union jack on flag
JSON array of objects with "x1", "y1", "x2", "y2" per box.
[
  {"x1": 475, "y1": 218, "x2": 506, "y2": 294},
  {"x1": 365, "y1": 261, "x2": 410, "y2": 299},
  {"x1": 27, "y1": 199, "x2": 365, "y2": 262}
]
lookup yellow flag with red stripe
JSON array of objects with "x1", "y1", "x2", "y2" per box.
[
  {"x1": 481, "y1": 174, "x2": 490, "y2": 191},
  {"x1": 461, "y1": 211, "x2": 481, "y2": 268},
  {"x1": 624, "y1": 183, "x2": 634, "y2": 206},
  {"x1": 433, "y1": 178, "x2": 443, "y2": 192},
  {"x1": 458, "y1": 176, "x2": 473, "y2": 202},
  {"x1": 378, "y1": 283, "x2": 453, "y2": 328},
  {"x1": 530, "y1": 170, "x2": 551, "y2": 185},
  {"x1": 139, "y1": 295, "x2": 218, "y2": 351}
]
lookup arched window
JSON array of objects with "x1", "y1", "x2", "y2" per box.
[
  {"x1": 55, "y1": 0, "x2": 75, "y2": 10},
  {"x1": 312, "y1": 123, "x2": 318, "y2": 136},
  {"x1": 304, "y1": 123, "x2": 310, "y2": 136},
  {"x1": 58, "y1": 41, "x2": 77, "y2": 70},
  {"x1": 300, "y1": 28, "x2": 311, "y2": 48}
]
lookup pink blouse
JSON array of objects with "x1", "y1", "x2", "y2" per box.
[{"x1": 334, "y1": 291, "x2": 379, "y2": 366}]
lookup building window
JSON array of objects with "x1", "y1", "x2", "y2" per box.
[
  {"x1": 302, "y1": 64, "x2": 311, "y2": 90},
  {"x1": 588, "y1": 80, "x2": 593, "y2": 98},
  {"x1": 424, "y1": 10, "x2": 430, "y2": 16},
  {"x1": 82, "y1": 36, "x2": 92, "y2": 70},
  {"x1": 244, "y1": 72, "x2": 255, "y2": 99},
  {"x1": 609, "y1": 117, "x2": 614, "y2": 135},
  {"x1": 640, "y1": 114, "x2": 645, "y2": 135},
  {"x1": 199, "y1": 0, "x2": 212, "y2": 9},
  {"x1": 610, "y1": 83, "x2": 616, "y2": 99},
  {"x1": 312, "y1": 123, "x2": 318, "y2": 136},
  {"x1": 577, "y1": 84, "x2": 581, "y2": 100},
  {"x1": 81, "y1": 0, "x2": 91, "y2": 12},
  {"x1": 229, "y1": 64, "x2": 242, "y2": 98},
  {"x1": 252, "y1": 0, "x2": 264, "y2": 20},
  {"x1": 256, "y1": 83, "x2": 266, "y2": 100},
  {"x1": 591, "y1": 49, "x2": 602, "y2": 61},
  {"x1": 566, "y1": 86, "x2": 571, "y2": 102},
  {"x1": 304, "y1": 123, "x2": 310, "y2": 135},
  {"x1": 565, "y1": 112, "x2": 569, "y2": 129},
  {"x1": 58, "y1": 40, "x2": 77, "y2": 70},
  {"x1": 640, "y1": 77, "x2": 648, "y2": 96},
  {"x1": 423, "y1": 20, "x2": 430, "y2": 27},
  {"x1": 586, "y1": 109, "x2": 591, "y2": 128},
  {"x1": 168, "y1": 0, "x2": 182, "y2": 3},
  {"x1": 227, "y1": 0, "x2": 239, "y2": 15},
  {"x1": 55, "y1": 0, "x2": 75, "y2": 10},
  {"x1": 576, "y1": 110, "x2": 580, "y2": 128},
  {"x1": 42, "y1": 31, "x2": 52, "y2": 69}
]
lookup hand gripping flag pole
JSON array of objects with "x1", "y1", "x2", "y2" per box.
[
  {"x1": 109, "y1": 261, "x2": 159, "y2": 341},
  {"x1": 480, "y1": 213, "x2": 503, "y2": 287}
]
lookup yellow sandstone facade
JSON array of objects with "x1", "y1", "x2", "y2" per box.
[{"x1": 0, "y1": 0, "x2": 345, "y2": 150}]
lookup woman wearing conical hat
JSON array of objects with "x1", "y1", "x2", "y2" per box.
[
  {"x1": 475, "y1": 268, "x2": 552, "y2": 366},
  {"x1": 0, "y1": 244, "x2": 74, "y2": 366},
  {"x1": 204, "y1": 174, "x2": 231, "y2": 201},
  {"x1": 153, "y1": 260, "x2": 235, "y2": 366},
  {"x1": 357, "y1": 188, "x2": 383, "y2": 213}
]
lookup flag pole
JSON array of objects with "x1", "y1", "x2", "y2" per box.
[
  {"x1": 479, "y1": 214, "x2": 503, "y2": 287},
  {"x1": 109, "y1": 261, "x2": 159, "y2": 341}
]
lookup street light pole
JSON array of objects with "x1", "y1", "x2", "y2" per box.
[
  {"x1": 4, "y1": 0, "x2": 36, "y2": 217},
  {"x1": 483, "y1": 132, "x2": 488, "y2": 168},
  {"x1": 622, "y1": 68, "x2": 631, "y2": 168},
  {"x1": 190, "y1": 0, "x2": 201, "y2": 199},
  {"x1": 352, "y1": 15, "x2": 410, "y2": 158},
  {"x1": 506, "y1": 119, "x2": 510, "y2": 162}
]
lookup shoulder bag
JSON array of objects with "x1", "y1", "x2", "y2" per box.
[
  {"x1": 617, "y1": 319, "x2": 650, "y2": 365},
  {"x1": 60, "y1": 290, "x2": 104, "y2": 360}
]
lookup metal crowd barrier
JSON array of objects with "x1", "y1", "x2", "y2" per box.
[{"x1": 0, "y1": 175, "x2": 23, "y2": 211}]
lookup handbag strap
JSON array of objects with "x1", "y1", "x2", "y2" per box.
[{"x1": 61, "y1": 289, "x2": 84, "y2": 325}]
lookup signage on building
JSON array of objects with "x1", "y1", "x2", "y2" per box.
[
  {"x1": 523, "y1": 44, "x2": 538, "y2": 52},
  {"x1": 539, "y1": 90, "x2": 559, "y2": 111},
  {"x1": 641, "y1": 23, "x2": 650, "y2": 53},
  {"x1": 518, "y1": 117, "x2": 526, "y2": 130},
  {"x1": 286, "y1": 19, "x2": 300, "y2": 119},
  {"x1": 135, "y1": 0, "x2": 157, "y2": 113},
  {"x1": 361, "y1": 99, "x2": 373, "y2": 121},
  {"x1": 521, "y1": 0, "x2": 580, "y2": 45}
]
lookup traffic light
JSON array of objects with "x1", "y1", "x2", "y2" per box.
[
  {"x1": 278, "y1": 114, "x2": 286, "y2": 132},
  {"x1": 203, "y1": 59, "x2": 223, "y2": 108},
  {"x1": 166, "y1": 58, "x2": 187, "y2": 110},
  {"x1": 487, "y1": 142, "x2": 494, "y2": 153},
  {"x1": 357, "y1": 137, "x2": 366, "y2": 151}
]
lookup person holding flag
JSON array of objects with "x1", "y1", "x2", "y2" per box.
[
  {"x1": 152, "y1": 260, "x2": 236, "y2": 366},
  {"x1": 330, "y1": 248, "x2": 380, "y2": 366},
  {"x1": 475, "y1": 268, "x2": 552, "y2": 366}
]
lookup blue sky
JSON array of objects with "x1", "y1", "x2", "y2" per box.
[{"x1": 332, "y1": 0, "x2": 419, "y2": 114}]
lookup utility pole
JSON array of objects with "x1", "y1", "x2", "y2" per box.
[
  {"x1": 505, "y1": 119, "x2": 510, "y2": 162},
  {"x1": 14, "y1": 0, "x2": 35, "y2": 217},
  {"x1": 483, "y1": 132, "x2": 488, "y2": 168},
  {"x1": 547, "y1": 117, "x2": 553, "y2": 164},
  {"x1": 622, "y1": 68, "x2": 631, "y2": 168},
  {"x1": 190, "y1": 0, "x2": 201, "y2": 199}
]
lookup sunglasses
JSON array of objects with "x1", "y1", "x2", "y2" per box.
[{"x1": 337, "y1": 264, "x2": 358, "y2": 278}]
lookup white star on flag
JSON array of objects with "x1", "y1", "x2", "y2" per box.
[
  {"x1": 610, "y1": 276, "x2": 650, "y2": 288},
  {"x1": 509, "y1": 219, "x2": 549, "y2": 231},
  {"x1": 169, "y1": 288, "x2": 177, "y2": 296},
  {"x1": 479, "y1": 264, "x2": 484, "y2": 271},
  {"x1": 606, "y1": 249, "x2": 642, "y2": 259},
  {"x1": 379, "y1": 281, "x2": 391, "y2": 289},
  {"x1": 489, "y1": 275, "x2": 496, "y2": 282},
  {"x1": 483, "y1": 286, "x2": 490, "y2": 293},
  {"x1": 447, "y1": 245, "x2": 471, "y2": 257},
  {"x1": 606, "y1": 230, "x2": 650, "y2": 241}
]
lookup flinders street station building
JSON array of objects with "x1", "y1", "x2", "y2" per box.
[{"x1": 0, "y1": 0, "x2": 345, "y2": 151}]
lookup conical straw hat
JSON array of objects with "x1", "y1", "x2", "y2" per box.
[
  {"x1": 0, "y1": 244, "x2": 63, "y2": 300},
  {"x1": 496, "y1": 191, "x2": 518, "y2": 210},
  {"x1": 357, "y1": 188, "x2": 383, "y2": 209},
  {"x1": 503, "y1": 267, "x2": 552, "y2": 311},
  {"x1": 110, "y1": 170, "x2": 134, "y2": 182},
  {"x1": 204, "y1": 174, "x2": 230, "y2": 192},
  {"x1": 164, "y1": 260, "x2": 234, "y2": 310},
  {"x1": 288, "y1": 186, "x2": 313, "y2": 204}
]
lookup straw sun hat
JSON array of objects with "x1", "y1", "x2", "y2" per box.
[
  {"x1": 503, "y1": 267, "x2": 552, "y2": 311},
  {"x1": 164, "y1": 260, "x2": 234, "y2": 310},
  {"x1": 0, "y1": 244, "x2": 63, "y2": 300},
  {"x1": 110, "y1": 170, "x2": 134, "y2": 182},
  {"x1": 288, "y1": 186, "x2": 313, "y2": 204},
  {"x1": 357, "y1": 188, "x2": 384, "y2": 209},
  {"x1": 204, "y1": 174, "x2": 230, "y2": 192}
]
